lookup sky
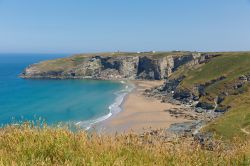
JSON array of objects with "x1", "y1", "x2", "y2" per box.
[{"x1": 0, "y1": 0, "x2": 250, "y2": 54}]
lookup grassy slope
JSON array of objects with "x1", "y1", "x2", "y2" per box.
[
  {"x1": 178, "y1": 53, "x2": 250, "y2": 90},
  {"x1": 0, "y1": 124, "x2": 249, "y2": 165},
  {"x1": 170, "y1": 53, "x2": 250, "y2": 139},
  {"x1": 34, "y1": 56, "x2": 86, "y2": 72},
  {"x1": 206, "y1": 89, "x2": 250, "y2": 139}
]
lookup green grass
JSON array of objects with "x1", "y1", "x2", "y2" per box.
[
  {"x1": 170, "y1": 53, "x2": 250, "y2": 140},
  {"x1": 0, "y1": 123, "x2": 249, "y2": 165},
  {"x1": 35, "y1": 58, "x2": 76, "y2": 72},
  {"x1": 205, "y1": 89, "x2": 250, "y2": 140},
  {"x1": 71, "y1": 51, "x2": 192, "y2": 59},
  {"x1": 179, "y1": 53, "x2": 250, "y2": 90}
]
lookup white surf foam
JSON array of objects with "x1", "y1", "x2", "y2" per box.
[{"x1": 75, "y1": 82, "x2": 134, "y2": 130}]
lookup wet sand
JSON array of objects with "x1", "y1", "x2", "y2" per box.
[{"x1": 98, "y1": 80, "x2": 189, "y2": 134}]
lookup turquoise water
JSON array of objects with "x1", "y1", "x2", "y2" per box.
[{"x1": 0, "y1": 54, "x2": 124, "y2": 127}]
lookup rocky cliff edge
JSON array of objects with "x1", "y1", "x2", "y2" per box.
[{"x1": 21, "y1": 52, "x2": 218, "y2": 80}]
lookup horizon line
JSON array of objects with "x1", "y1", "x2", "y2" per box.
[{"x1": 0, "y1": 50, "x2": 250, "y2": 55}]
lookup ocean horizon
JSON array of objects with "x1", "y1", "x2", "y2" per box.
[{"x1": 0, "y1": 53, "x2": 128, "y2": 129}]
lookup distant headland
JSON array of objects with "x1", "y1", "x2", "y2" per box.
[{"x1": 20, "y1": 51, "x2": 250, "y2": 140}]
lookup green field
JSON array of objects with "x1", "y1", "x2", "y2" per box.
[{"x1": 205, "y1": 89, "x2": 250, "y2": 139}]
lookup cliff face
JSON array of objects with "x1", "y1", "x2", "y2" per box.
[
  {"x1": 21, "y1": 52, "x2": 216, "y2": 80},
  {"x1": 156, "y1": 53, "x2": 250, "y2": 112},
  {"x1": 20, "y1": 52, "x2": 250, "y2": 139}
]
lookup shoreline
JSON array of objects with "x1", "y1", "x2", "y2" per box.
[
  {"x1": 76, "y1": 80, "x2": 134, "y2": 130},
  {"x1": 96, "y1": 80, "x2": 191, "y2": 134}
]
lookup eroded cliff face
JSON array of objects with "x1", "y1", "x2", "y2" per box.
[
  {"x1": 154, "y1": 53, "x2": 250, "y2": 112},
  {"x1": 21, "y1": 53, "x2": 215, "y2": 80}
]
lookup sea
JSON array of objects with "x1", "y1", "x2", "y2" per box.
[{"x1": 0, "y1": 53, "x2": 131, "y2": 129}]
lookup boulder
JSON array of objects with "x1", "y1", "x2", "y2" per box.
[{"x1": 196, "y1": 102, "x2": 215, "y2": 110}]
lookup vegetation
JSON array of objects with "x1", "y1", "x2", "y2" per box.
[
  {"x1": 31, "y1": 51, "x2": 194, "y2": 73},
  {"x1": 16, "y1": 52, "x2": 250, "y2": 164},
  {"x1": 73, "y1": 51, "x2": 192, "y2": 58},
  {"x1": 35, "y1": 57, "x2": 77, "y2": 72},
  {"x1": 178, "y1": 53, "x2": 250, "y2": 90},
  {"x1": 205, "y1": 88, "x2": 250, "y2": 139},
  {"x1": 0, "y1": 123, "x2": 249, "y2": 165},
  {"x1": 170, "y1": 53, "x2": 250, "y2": 140},
  {"x1": 27, "y1": 52, "x2": 250, "y2": 140}
]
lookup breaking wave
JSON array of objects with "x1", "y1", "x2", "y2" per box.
[{"x1": 75, "y1": 81, "x2": 134, "y2": 130}]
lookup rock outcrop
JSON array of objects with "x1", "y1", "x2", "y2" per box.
[{"x1": 21, "y1": 52, "x2": 217, "y2": 81}]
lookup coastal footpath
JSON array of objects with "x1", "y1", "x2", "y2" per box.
[{"x1": 21, "y1": 51, "x2": 250, "y2": 140}]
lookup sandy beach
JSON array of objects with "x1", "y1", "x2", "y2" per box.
[{"x1": 98, "y1": 80, "x2": 190, "y2": 134}]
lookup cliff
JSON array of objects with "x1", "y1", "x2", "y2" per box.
[
  {"x1": 21, "y1": 52, "x2": 217, "y2": 80},
  {"x1": 21, "y1": 51, "x2": 250, "y2": 139},
  {"x1": 154, "y1": 52, "x2": 250, "y2": 139}
]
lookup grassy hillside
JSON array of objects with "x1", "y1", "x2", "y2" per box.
[
  {"x1": 0, "y1": 124, "x2": 249, "y2": 165},
  {"x1": 170, "y1": 52, "x2": 250, "y2": 139},
  {"x1": 30, "y1": 56, "x2": 87, "y2": 73},
  {"x1": 206, "y1": 89, "x2": 250, "y2": 139}
]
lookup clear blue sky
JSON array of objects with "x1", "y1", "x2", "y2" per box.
[{"x1": 0, "y1": 0, "x2": 250, "y2": 53}]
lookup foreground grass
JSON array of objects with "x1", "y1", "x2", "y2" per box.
[{"x1": 0, "y1": 124, "x2": 249, "y2": 165}]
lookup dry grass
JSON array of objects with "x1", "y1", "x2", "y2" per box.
[{"x1": 0, "y1": 123, "x2": 249, "y2": 165}]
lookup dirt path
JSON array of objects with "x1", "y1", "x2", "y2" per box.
[{"x1": 241, "y1": 128, "x2": 250, "y2": 135}]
